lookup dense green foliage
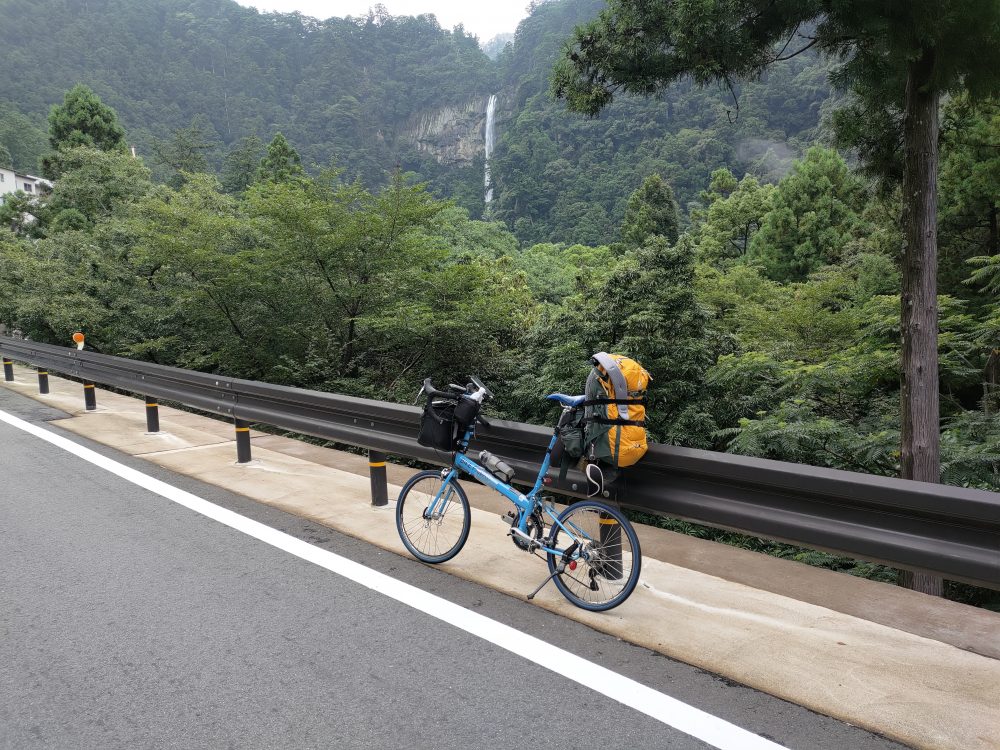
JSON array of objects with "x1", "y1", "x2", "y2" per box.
[{"x1": 0, "y1": 102, "x2": 48, "y2": 173}]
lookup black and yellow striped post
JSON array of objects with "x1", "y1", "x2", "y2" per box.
[
  {"x1": 599, "y1": 512, "x2": 624, "y2": 580},
  {"x1": 2, "y1": 358, "x2": 13, "y2": 381},
  {"x1": 83, "y1": 381, "x2": 97, "y2": 410},
  {"x1": 234, "y1": 418, "x2": 252, "y2": 463},
  {"x1": 145, "y1": 396, "x2": 160, "y2": 433},
  {"x1": 369, "y1": 450, "x2": 388, "y2": 507},
  {"x1": 37, "y1": 369, "x2": 49, "y2": 394}
]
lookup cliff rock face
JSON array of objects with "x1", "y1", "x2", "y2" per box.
[{"x1": 402, "y1": 97, "x2": 491, "y2": 166}]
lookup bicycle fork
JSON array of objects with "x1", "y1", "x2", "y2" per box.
[{"x1": 424, "y1": 478, "x2": 457, "y2": 521}]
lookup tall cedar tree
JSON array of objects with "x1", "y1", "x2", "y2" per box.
[
  {"x1": 553, "y1": 0, "x2": 1000, "y2": 595},
  {"x1": 43, "y1": 85, "x2": 126, "y2": 178},
  {"x1": 621, "y1": 174, "x2": 680, "y2": 247},
  {"x1": 222, "y1": 136, "x2": 265, "y2": 194},
  {"x1": 258, "y1": 133, "x2": 304, "y2": 183}
]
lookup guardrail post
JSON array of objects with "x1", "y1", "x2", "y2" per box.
[
  {"x1": 145, "y1": 396, "x2": 160, "y2": 433},
  {"x1": 37, "y1": 369, "x2": 49, "y2": 394},
  {"x1": 2, "y1": 358, "x2": 13, "y2": 381},
  {"x1": 599, "y1": 512, "x2": 624, "y2": 580},
  {"x1": 83, "y1": 381, "x2": 97, "y2": 410},
  {"x1": 234, "y1": 418, "x2": 252, "y2": 463},
  {"x1": 369, "y1": 450, "x2": 388, "y2": 507}
]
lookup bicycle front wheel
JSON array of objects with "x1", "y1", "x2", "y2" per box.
[
  {"x1": 396, "y1": 470, "x2": 471, "y2": 564},
  {"x1": 547, "y1": 501, "x2": 641, "y2": 611}
]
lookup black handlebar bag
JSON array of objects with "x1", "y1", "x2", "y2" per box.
[
  {"x1": 417, "y1": 399, "x2": 457, "y2": 450},
  {"x1": 452, "y1": 396, "x2": 480, "y2": 436}
]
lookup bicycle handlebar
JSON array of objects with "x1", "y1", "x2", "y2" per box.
[
  {"x1": 421, "y1": 377, "x2": 491, "y2": 404},
  {"x1": 422, "y1": 377, "x2": 457, "y2": 400}
]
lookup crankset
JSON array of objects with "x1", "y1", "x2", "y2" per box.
[{"x1": 508, "y1": 510, "x2": 545, "y2": 551}]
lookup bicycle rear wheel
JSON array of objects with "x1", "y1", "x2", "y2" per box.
[
  {"x1": 396, "y1": 470, "x2": 471, "y2": 564},
  {"x1": 546, "y1": 501, "x2": 641, "y2": 611}
]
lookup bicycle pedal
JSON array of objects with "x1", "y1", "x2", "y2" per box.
[{"x1": 500, "y1": 510, "x2": 517, "y2": 524}]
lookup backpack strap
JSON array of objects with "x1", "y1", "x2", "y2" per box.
[
  {"x1": 583, "y1": 366, "x2": 601, "y2": 423},
  {"x1": 590, "y1": 352, "x2": 632, "y2": 420},
  {"x1": 581, "y1": 398, "x2": 647, "y2": 407},
  {"x1": 558, "y1": 452, "x2": 573, "y2": 481},
  {"x1": 589, "y1": 416, "x2": 647, "y2": 427},
  {"x1": 550, "y1": 432, "x2": 573, "y2": 482}
]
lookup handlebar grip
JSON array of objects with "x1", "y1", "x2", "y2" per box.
[{"x1": 423, "y1": 378, "x2": 457, "y2": 400}]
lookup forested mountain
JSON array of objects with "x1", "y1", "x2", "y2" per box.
[
  {"x1": 0, "y1": 0, "x2": 496, "y2": 206},
  {"x1": 0, "y1": 0, "x2": 831, "y2": 237}
]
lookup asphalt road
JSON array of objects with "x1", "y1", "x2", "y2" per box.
[{"x1": 0, "y1": 387, "x2": 907, "y2": 749}]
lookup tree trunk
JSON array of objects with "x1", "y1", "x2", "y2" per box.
[
  {"x1": 342, "y1": 316, "x2": 356, "y2": 372},
  {"x1": 985, "y1": 348, "x2": 1000, "y2": 415},
  {"x1": 988, "y1": 202, "x2": 998, "y2": 257},
  {"x1": 898, "y1": 48, "x2": 943, "y2": 596}
]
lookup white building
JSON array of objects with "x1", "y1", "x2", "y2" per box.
[{"x1": 0, "y1": 167, "x2": 50, "y2": 202}]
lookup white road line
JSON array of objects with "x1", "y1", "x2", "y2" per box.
[{"x1": 0, "y1": 407, "x2": 790, "y2": 750}]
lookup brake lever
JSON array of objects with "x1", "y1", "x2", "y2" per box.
[{"x1": 413, "y1": 386, "x2": 424, "y2": 405}]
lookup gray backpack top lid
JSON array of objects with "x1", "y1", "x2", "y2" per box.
[{"x1": 587, "y1": 351, "x2": 632, "y2": 420}]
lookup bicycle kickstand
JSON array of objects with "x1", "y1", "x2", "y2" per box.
[{"x1": 527, "y1": 563, "x2": 564, "y2": 601}]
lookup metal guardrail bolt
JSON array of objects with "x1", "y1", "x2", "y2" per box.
[
  {"x1": 145, "y1": 396, "x2": 160, "y2": 433},
  {"x1": 2, "y1": 358, "x2": 13, "y2": 381},
  {"x1": 83, "y1": 381, "x2": 96, "y2": 410},
  {"x1": 369, "y1": 450, "x2": 389, "y2": 507},
  {"x1": 234, "y1": 418, "x2": 252, "y2": 463},
  {"x1": 37, "y1": 369, "x2": 49, "y2": 395}
]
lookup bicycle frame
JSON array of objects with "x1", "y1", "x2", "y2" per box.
[{"x1": 425, "y1": 413, "x2": 587, "y2": 560}]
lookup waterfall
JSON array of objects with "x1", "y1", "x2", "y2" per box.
[{"x1": 484, "y1": 94, "x2": 497, "y2": 205}]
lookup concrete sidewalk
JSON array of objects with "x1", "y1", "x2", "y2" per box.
[{"x1": 3, "y1": 367, "x2": 999, "y2": 750}]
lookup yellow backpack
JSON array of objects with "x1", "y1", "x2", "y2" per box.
[{"x1": 584, "y1": 352, "x2": 651, "y2": 468}]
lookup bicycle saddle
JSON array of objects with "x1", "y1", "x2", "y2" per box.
[{"x1": 546, "y1": 393, "x2": 586, "y2": 407}]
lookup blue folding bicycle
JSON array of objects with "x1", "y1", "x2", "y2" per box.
[{"x1": 395, "y1": 376, "x2": 641, "y2": 611}]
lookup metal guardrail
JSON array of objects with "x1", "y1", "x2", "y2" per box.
[{"x1": 2, "y1": 336, "x2": 999, "y2": 589}]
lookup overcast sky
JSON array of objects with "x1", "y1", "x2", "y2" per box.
[{"x1": 235, "y1": 1, "x2": 528, "y2": 41}]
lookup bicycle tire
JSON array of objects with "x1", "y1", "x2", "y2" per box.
[
  {"x1": 546, "y1": 500, "x2": 641, "y2": 611},
  {"x1": 396, "y1": 470, "x2": 471, "y2": 564}
]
